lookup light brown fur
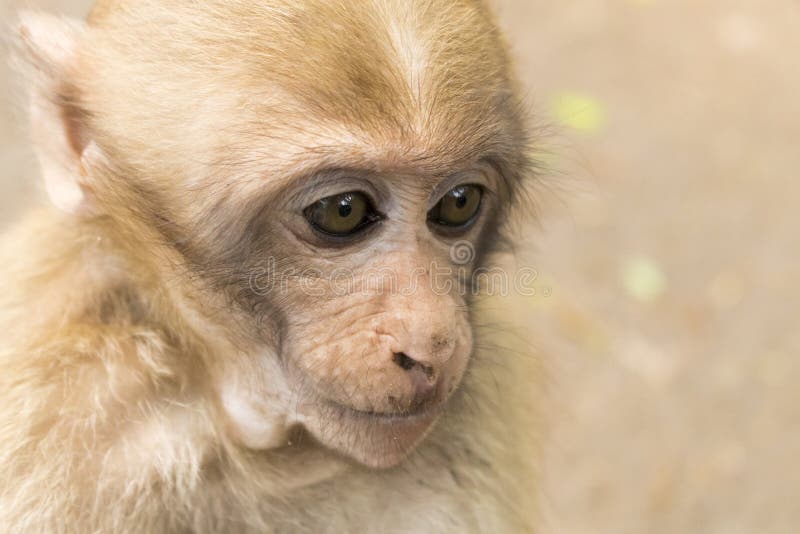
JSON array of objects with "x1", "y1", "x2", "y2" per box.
[{"x1": 1, "y1": 1, "x2": 540, "y2": 531}]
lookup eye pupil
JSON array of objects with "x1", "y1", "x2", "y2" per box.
[
  {"x1": 305, "y1": 191, "x2": 377, "y2": 239},
  {"x1": 428, "y1": 184, "x2": 483, "y2": 231}
]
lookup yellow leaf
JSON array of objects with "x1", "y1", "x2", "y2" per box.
[
  {"x1": 551, "y1": 92, "x2": 606, "y2": 133},
  {"x1": 622, "y1": 256, "x2": 667, "y2": 302}
]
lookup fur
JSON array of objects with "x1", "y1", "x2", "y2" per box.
[{"x1": 1, "y1": 1, "x2": 540, "y2": 531}]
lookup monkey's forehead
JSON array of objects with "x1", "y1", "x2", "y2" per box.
[{"x1": 78, "y1": 0, "x2": 523, "y2": 169}]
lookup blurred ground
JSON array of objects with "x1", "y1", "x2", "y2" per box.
[{"x1": 2, "y1": 1, "x2": 799, "y2": 533}]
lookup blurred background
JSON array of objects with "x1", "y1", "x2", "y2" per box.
[{"x1": 1, "y1": 1, "x2": 798, "y2": 533}]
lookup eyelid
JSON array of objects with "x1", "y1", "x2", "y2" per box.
[
  {"x1": 286, "y1": 171, "x2": 388, "y2": 212},
  {"x1": 430, "y1": 182, "x2": 485, "y2": 207},
  {"x1": 298, "y1": 188, "x2": 379, "y2": 214},
  {"x1": 309, "y1": 191, "x2": 381, "y2": 216},
  {"x1": 427, "y1": 169, "x2": 494, "y2": 210}
]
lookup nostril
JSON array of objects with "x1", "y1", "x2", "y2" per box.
[
  {"x1": 392, "y1": 352, "x2": 436, "y2": 383},
  {"x1": 391, "y1": 352, "x2": 439, "y2": 412},
  {"x1": 392, "y1": 352, "x2": 417, "y2": 371}
]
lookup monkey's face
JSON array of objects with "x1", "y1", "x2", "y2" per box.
[
  {"x1": 203, "y1": 163, "x2": 502, "y2": 469},
  {"x1": 277, "y1": 169, "x2": 501, "y2": 468},
  {"x1": 63, "y1": 0, "x2": 526, "y2": 470}
]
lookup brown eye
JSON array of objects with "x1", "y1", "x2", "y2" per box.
[
  {"x1": 428, "y1": 185, "x2": 483, "y2": 229},
  {"x1": 304, "y1": 192, "x2": 379, "y2": 237}
]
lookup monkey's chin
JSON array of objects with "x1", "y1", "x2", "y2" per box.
[{"x1": 305, "y1": 402, "x2": 443, "y2": 469}]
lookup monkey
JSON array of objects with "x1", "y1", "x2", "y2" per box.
[{"x1": 0, "y1": 1, "x2": 540, "y2": 532}]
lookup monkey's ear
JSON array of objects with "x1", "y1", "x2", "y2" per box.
[{"x1": 15, "y1": 11, "x2": 97, "y2": 214}]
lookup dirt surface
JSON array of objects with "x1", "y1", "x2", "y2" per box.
[{"x1": 2, "y1": 1, "x2": 799, "y2": 533}]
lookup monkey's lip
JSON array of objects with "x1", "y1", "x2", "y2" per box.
[
  {"x1": 304, "y1": 400, "x2": 443, "y2": 469},
  {"x1": 325, "y1": 401, "x2": 443, "y2": 424},
  {"x1": 303, "y1": 395, "x2": 449, "y2": 468}
]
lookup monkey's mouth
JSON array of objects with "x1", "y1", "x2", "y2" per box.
[
  {"x1": 326, "y1": 399, "x2": 443, "y2": 423},
  {"x1": 319, "y1": 376, "x2": 448, "y2": 430},
  {"x1": 304, "y1": 398, "x2": 445, "y2": 469},
  {"x1": 289, "y1": 361, "x2": 463, "y2": 468}
]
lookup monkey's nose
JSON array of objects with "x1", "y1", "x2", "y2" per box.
[{"x1": 392, "y1": 352, "x2": 438, "y2": 409}]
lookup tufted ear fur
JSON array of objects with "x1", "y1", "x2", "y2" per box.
[{"x1": 15, "y1": 11, "x2": 98, "y2": 214}]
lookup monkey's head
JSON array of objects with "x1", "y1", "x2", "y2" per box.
[{"x1": 17, "y1": 0, "x2": 530, "y2": 469}]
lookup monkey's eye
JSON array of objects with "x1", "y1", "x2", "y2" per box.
[
  {"x1": 304, "y1": 192, "x2": 380, "y2": 237},
  {"x1": 428, "y1": 185, "x2": 483, "y2": 229}
]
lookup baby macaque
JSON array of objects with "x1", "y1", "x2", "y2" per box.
[{"x1": 0, "y1": 1, "x2": 538, "y2": 531}]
